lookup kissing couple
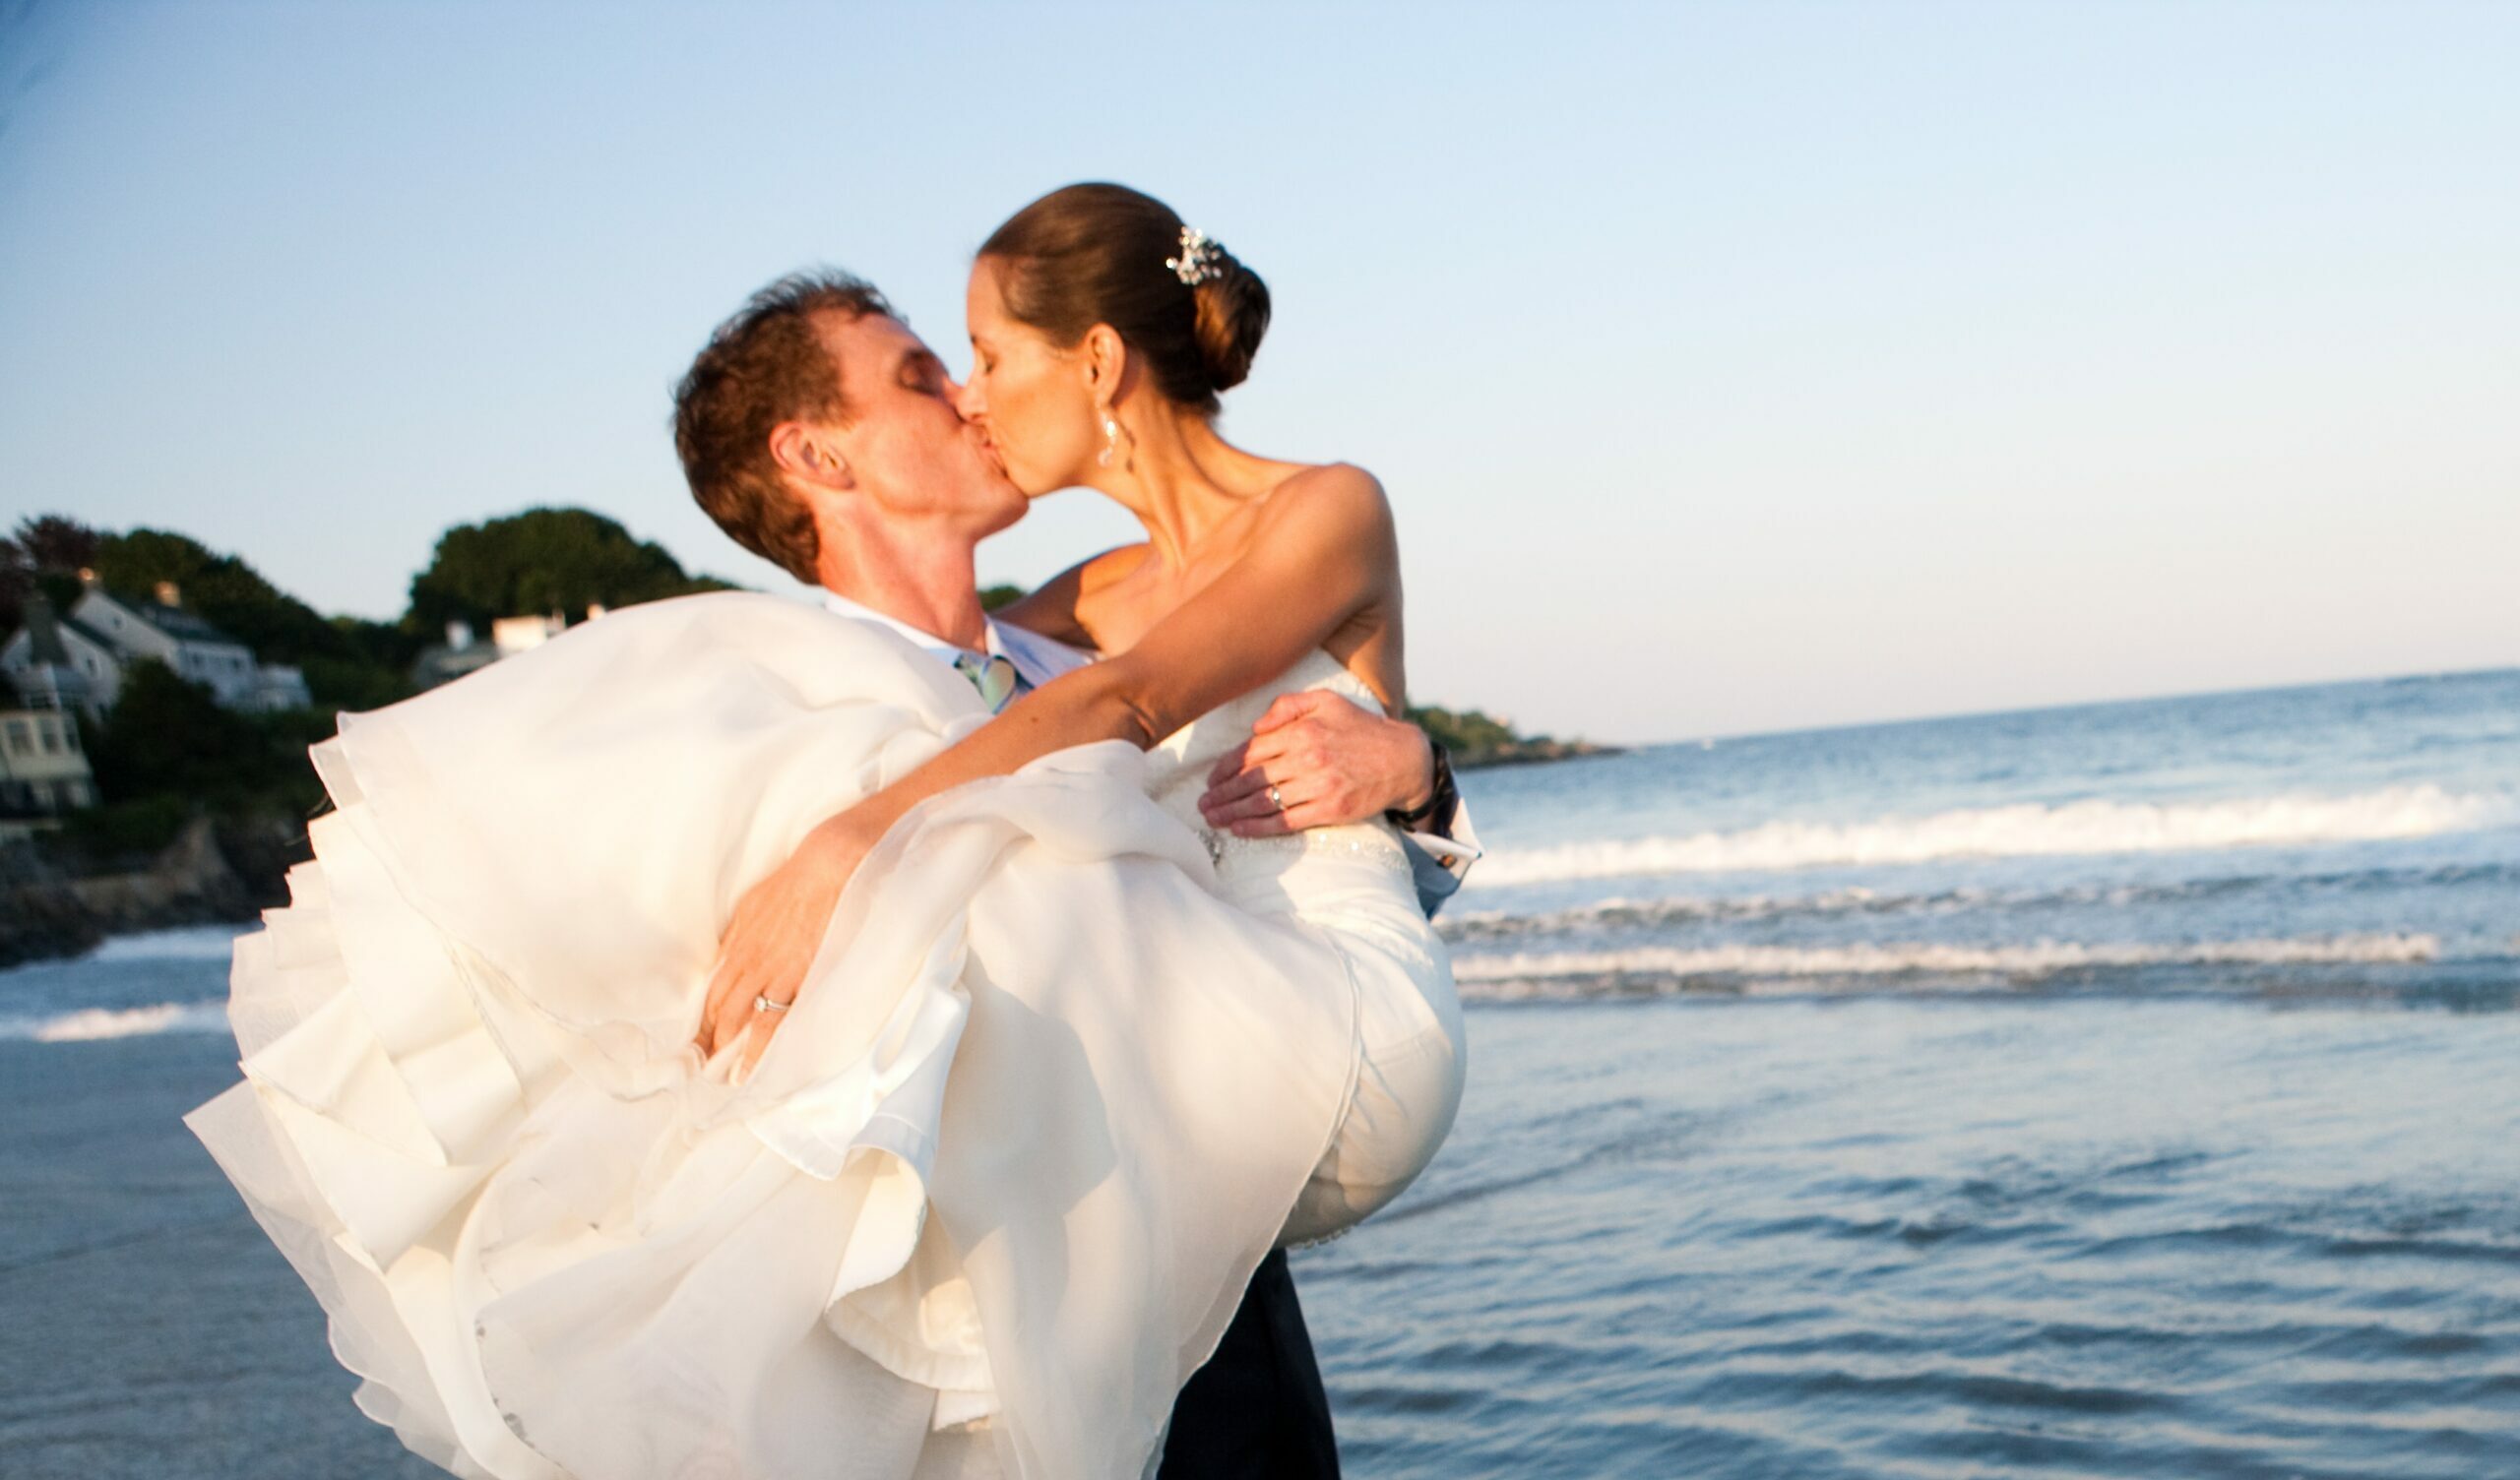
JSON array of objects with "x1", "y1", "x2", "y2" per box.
[{"x1": 189, "y1": 183, "x2": 1475, "y2": 1479}]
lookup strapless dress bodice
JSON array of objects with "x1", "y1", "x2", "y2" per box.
[{"x1": 1142, "y1": 650, "x2": 1413, "y2": 902}]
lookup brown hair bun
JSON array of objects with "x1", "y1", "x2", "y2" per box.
[
  {"x1": 1191, "y1": 253, "x2": 1271, "y2": 395},
  {"x1": 979, "y1": 182, "x2": 1270, "y2": 414}
]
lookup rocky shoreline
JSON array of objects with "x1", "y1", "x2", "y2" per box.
[
  {"x1": 1452, "y1": 737, "x2": 1619, "y2": 770},
  {"x1": 0, "y1": 817, "x2": 300, "y2": 970},
  {"x1": 1409, "y1": 703, "x2": 1618, "y2": 771}
]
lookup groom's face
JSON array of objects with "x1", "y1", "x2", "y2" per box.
[{"x1": 818, "y1": 312, "x2": 1027, "y2": 537}]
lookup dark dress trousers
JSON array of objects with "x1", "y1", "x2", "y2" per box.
[{"x1": 1156, "y1": 1249, "x2": 1341, "y2": 1479}]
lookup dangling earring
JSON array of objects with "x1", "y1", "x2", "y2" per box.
[{"x1": 1097, "y1": 412, "x2": 1133, "y2": 471}]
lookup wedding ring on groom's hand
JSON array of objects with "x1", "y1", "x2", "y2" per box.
[{"x1": 754, "y1": 994, "x2": 788, "y2": 1015}]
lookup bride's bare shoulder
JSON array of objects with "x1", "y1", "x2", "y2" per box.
[
  {"x1": 1257, "y1": 462, "x2": 1396, "y2": 548},
  {"x1": 997, "y1": 543, "x2": 1154, "y2": 646}
]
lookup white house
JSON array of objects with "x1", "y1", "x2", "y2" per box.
[
  {"x1": 411, "y1": 608, "x2": 602, "y2": 691},
  {"x1": 0, "y1": 593, "x2": 105, "y2": 713},
  {"x1": 0, "y1": 579, "x2": 312, "y2": 716},
  {"x1": 0, "y1": 706, "x2": 97, "y2": 839}
]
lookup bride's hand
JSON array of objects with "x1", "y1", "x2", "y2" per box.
[{"x1": 696, "y1": 812, "x2": 879, "y2": 1068}]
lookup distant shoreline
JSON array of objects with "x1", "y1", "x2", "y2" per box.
[
  {"x1": 1452, "y1": 738, "x2": 1620, "y2": 771},
  {"x1": 1408, "y1": 704, "x2": 1615, "y2": 772}
]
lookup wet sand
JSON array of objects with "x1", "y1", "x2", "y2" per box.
[{"x1": 0, "y1": 1031, "x2": 442, "y2": 1480}]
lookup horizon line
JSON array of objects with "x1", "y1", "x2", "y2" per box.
[{"x1": 1610, "y1": 661, "x2": 2520, "y2": 756}]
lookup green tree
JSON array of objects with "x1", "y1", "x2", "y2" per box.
[
  {"x1": 1404, "y1": 704, "x2": 1522, "y2": 757},
  {"x1": 407, "y1": 507, "x2": 732, "y2": 633},
  {"x1": 0, "y1": 513, "x2": 101, "y2": 632},
  {"x1": 94, "y1": 527, "x2": 319, "y2": 657},
  {"x1": 88, "y1": 527, "x2": 410, "y2": 710},
  {"x1": 13, "y1": 514, "x2": 100, "y2": 572},
  {"x1": 83, "y1": 659, "x2": 323, "y2": 814}
]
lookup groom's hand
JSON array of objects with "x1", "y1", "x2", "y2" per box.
[{"x1": 1200, "y1": 691, "x2": 1434, "y2": 837}]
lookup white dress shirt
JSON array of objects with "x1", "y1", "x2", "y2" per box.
[{"x1": 821, "y1": 591, "x2": 1093, "y2": 690}]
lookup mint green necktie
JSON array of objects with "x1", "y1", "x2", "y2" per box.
[{"x1": 954, "y1": 651, "x2": 1024, "y2": 714}]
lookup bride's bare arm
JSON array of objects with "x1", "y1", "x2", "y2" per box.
[
  {"x1": 698, "y1": 466, "x2": 1400, "y2": 1061},
  {"x1": 1001, "y1": 539, "x2": 1434, "y2": 833}
]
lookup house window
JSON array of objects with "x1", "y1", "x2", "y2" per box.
[
  {"x1": 39, "y1": 722, "x2": 59, "y2": 754},
  {"x1": 63, "y1": 724, "x2": 81, "y2": 753},
  {"x1": 5, "y1": 721, "x2": 28, "y2": 755}
]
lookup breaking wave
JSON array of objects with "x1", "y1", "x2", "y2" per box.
[
  {"x1": 83, "y1": 927, "x2": 242, "y2": 962},
  {"x1": 1438, "y1": 863, "x2": 2516, "y2": 943},
  {"x1": 1471, "y1": 785, "x2": 2507, "y2": 887},
  {"x1": 1452, "y1": 932, "x2": 2444, "y2": 997},
  {"x1": 0, "y1": 1002, "x2": 229, "y2": 1042}
]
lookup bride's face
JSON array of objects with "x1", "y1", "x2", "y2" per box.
[{"x1": 958, "y1": 257, "x2": 1098, "y2": 496}]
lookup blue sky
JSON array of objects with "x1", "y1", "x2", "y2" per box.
[{"x1": 3, "y1": 2, "x2": 2513, "y2": 742}]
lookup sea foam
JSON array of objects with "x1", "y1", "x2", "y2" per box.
[
  {"x1": 1471, "y1": 785, "x2": 2505, "y2": 887},
  {"x1": 84, "y1": 926, "x2": 245, "y2": 962},
  {"x1": 1451, "y1": 932, "x2": 2443, "y2": 997},
  {"x1": 3, "y1": 1002, "x2": 230, "y2": 1042}
]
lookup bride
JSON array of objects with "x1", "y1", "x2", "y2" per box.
[{"x1": 187, "y1": 183, "x2": 1466, "y2": 1480}]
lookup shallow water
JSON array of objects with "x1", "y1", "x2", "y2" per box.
[
  {"x1": 3, "y1": 668, "x2": 2514, "y2": 1474},
  {"x1": 1304, "y1": 996, "x2": 2520, "y2": 1477}
]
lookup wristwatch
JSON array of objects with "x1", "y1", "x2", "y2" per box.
[{"x1": 1386, "y1": 738, "x2": 1461, "y2": 838}]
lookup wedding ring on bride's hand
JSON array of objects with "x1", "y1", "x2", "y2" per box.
[
  {"x1": 754, "y1": 994, "x2": 788, "y2": 1015},
  {"x1": 1267, "y1": 784, "x2": 1285, "y2": 812}
]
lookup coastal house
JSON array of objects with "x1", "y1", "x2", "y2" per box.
[
  {"x1": 410, "y1": 607, "x2": 602, "y2": 690},
  {"x1": 0, "y1": 593, "x2": 106, "y2": 713},
  {"x1": 0, "y1": 707, "x2": 98, "y2": 840},
  {"x1": 0, "y1": 579, "x2": 312, "y2": 716}
]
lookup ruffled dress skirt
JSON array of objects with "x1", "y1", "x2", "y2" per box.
[{"x1": 183, "y1": 592, "x2": 1460, "y2": 1480}]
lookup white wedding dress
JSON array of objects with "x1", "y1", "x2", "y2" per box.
[{"x1": 184, "y1": 592, "x2": 1464, "y2": 1480}]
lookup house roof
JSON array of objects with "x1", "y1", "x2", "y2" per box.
[
  {"x1": 60, "y1": 615, "x2": 120, "y2": 655},
  {"x1": 119, "y1": 591, "x2": 237, "y2": 645},
  {"x1": 80, "y1": 586, "x2": 247, "y2": 649},
  {"x1": 11, "y1": 598, "x2": 128, "y2": 668}
]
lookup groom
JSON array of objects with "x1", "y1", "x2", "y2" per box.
[{"x1": 671, "y1": 271, "x2": 1473, "y2": 1477}]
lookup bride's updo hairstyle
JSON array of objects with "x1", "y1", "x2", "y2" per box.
[{"x1": 978, "y1": 183, "x2": 1270, "y2": 417}]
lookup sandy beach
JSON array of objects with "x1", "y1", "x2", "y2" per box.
[{"x1": 0, "y1": 1030, "x2": 441, "y2": 1480}]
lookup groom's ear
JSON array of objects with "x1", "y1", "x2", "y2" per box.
[{"x1": 769, "y1": 421, "x2": 853, "y2": 490}]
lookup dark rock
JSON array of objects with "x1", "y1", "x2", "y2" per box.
[{"x1": 0, "y1": 814, "x2": 298, "y2": 969}]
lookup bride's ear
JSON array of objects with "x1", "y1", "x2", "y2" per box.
[
  {"x1": 1081, "y1": 324, "x2": 1129, "y2": 404},
  {"x1": 769, "y1": 421, "x2": 852, "y2": 490}
]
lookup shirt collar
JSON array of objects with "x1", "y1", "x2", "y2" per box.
[
  {"x1": 821, "y1": 589, "x2": 1094, "y2": 689},
  {"x1": 821, "y1": 590, "x2": 1001, "y2": 665}
]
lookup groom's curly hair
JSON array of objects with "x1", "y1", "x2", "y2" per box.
[{"x1": 673, "y1": 271, "x2": 895, "y2": 585}]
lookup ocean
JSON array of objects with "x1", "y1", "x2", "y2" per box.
[{"x1": 4, "y1": 668, "x2": 2515, "y2": 1477}]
